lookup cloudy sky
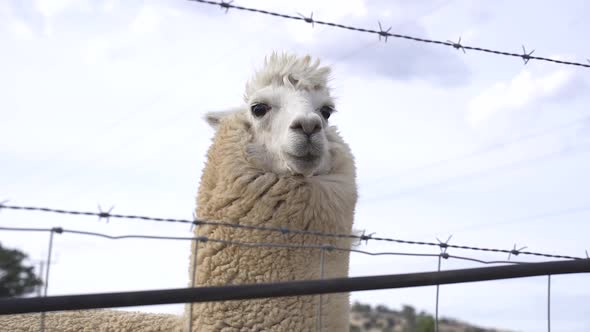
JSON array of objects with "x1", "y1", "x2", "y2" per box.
[{"x1": 1, "y1": 0, "x2": 589, "y2": 331}]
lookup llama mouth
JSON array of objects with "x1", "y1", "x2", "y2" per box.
[
  {"x1": 286, "y1": 152, "x2": 322, "y2": 176},
  {"x1": 287, "y1": 153, "x2": 319, "y2": 163}
]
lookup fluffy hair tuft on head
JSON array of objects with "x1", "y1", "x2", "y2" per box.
[{"x1": 244, "y1": 52, "x2": 331, "y2": 101}]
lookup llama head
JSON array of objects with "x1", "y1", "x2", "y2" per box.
[{"x1": 206, "y1": 53, "x2": 338, "y2": 177}]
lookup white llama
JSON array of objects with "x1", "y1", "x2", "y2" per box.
[{"x1": 190, "y1": 52, "x2": 357, "y2": 331}]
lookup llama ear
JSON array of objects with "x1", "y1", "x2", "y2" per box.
[{"x1": 204, "y1": 110, "x2": 235, "y2": 129}]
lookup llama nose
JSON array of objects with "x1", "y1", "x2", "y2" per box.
[{"x1": 290, "y1": 116, "x2": 322, "y2": 136}]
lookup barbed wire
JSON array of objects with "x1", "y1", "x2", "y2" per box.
[
  {"x1": 188, "y1": 0, "x2": 590, "y2": 69},
  {"x1": 0, "y1": 203, "x2": 583, "y2": 260},
  {"x1": 0, "y1": 225, "x2": 545, "y2": 266}
]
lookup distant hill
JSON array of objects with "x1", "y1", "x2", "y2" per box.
[{"x1": 349, "y1": 302, "x2": 510, "y2": 332}]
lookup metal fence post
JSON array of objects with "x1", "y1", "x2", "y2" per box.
[
  {"x1": 40, "y1": 228, "x2": 58, "y2": 332},
  {"x1": 435, "y1": 236, "x2": 451, "y2": 332},
  {"x1": 317, "y1": 246, "x2": 326, "y2": 332},
  {"x1": 547, "y1": 274, "x2": 551, "y2": 332},
  {"x1": 435, "y1": 255, "x2": 442, "y2": 332},
  {"x1": 187, "y1": 239, "x2": 199, "y2": 332}
]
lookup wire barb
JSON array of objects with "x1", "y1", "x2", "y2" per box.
[
  {"x1": 190, "y1": 212, "x2": 198, "y2": 232},
  {"x1": 320, "y1": 244, "x2": 335, "y2": 251},
  {"x1": 521, "y1": 45, "x2": 535, "y2": 65},
  {"x1": 297, "y1": 12, "x2": 314, "y2": 27},
  {"x1": 0, "y1": 200, "x2": 8, "y2": 212},
  {"x1": 97, "y1": 205, "x2": 115, "y2": 223},
  {"x1": 437, "y1": 235, "x2": 453, "y2": 259},
  {"x1": 377, "y1": 21, "x2": 392, "y2": 42},
  {"x1": 51, "y1": 227, "x2": 63, "y2": 234},
  {"x1": 354, "y1": 230, "x2": 375, "y2": 246},
  {"x1": 508, "y1": 243, "x2": 528, "y2": 260},
  {"x1": 447, "y1": 37, "x2": 466, "y2": 53},
  {"x1": 219, "y1": 0, "x2": 233, "y2": 13}
]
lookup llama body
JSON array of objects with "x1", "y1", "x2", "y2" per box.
[
  {"x1": 189, "y1": 53, "x2": 357, "y2": 331},
  {"x1": 0, "y1": 310, "x2": 182, "y2": 331}
]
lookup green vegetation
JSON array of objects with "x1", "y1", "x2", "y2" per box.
[
  {"x1": 0, "y1": 243, "x2": 42, "y2": 298},
  {"x1": 350, "y1": 301, "x2": 504, "y2": 332}
]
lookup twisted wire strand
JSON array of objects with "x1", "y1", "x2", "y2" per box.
[
  {"x1": 0, "y1": 203, "x2": 583, "y2": 260},
  {"x1": 0, "y1": 225, "x2": 570, "y2": 265},
  {"x1": 188, "y1": 0, "x2": 590, "y2": 69}
]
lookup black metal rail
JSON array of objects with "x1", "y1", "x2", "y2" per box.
[{"x1": 2, "y1": 260, "x2": 589, "y2": 315}]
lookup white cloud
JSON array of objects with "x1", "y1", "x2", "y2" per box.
[
  {"x1": 467, "y1": 68, "x2": 585, "y2": 131},
  {"x1": 35, "y1": 0, "x2": 80, "y2": 17},
  {"x1": 7, "y1": 18, "x2": 34, "y2": 40},
  {"x1": 83, "y1": 4, "x2": 163, "y2": 65},
  {"x1": 128, "y1": 5, "x2": 161, "y2": 37},
  {"x1": 85, "y1": 37, "x2": 109, "y2": 64},
  {"x1": 101, "y1": 0, "x2": 119, "y2": 13}
]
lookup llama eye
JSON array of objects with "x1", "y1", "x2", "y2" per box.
[
  {"x1": 320, "y1": 106, "x2": 333, "y2": 120},
  {"x1": 251, "y1": 103, "x2": 271, "y2": 118}
]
